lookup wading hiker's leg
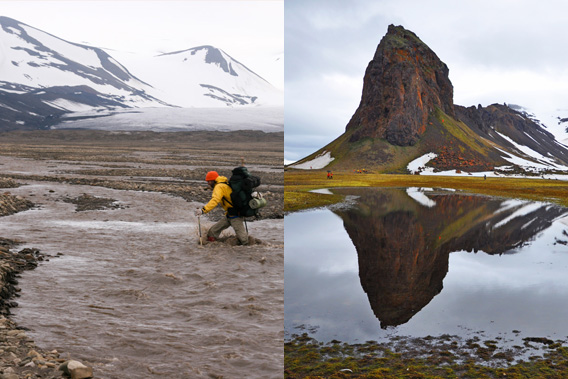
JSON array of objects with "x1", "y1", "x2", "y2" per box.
[
  {"x1": 229, "y1": 217, "x2": 248, "y2": 245},
  {"x1": 207, "y1": 217, "x2": 230, "y2": 240}
]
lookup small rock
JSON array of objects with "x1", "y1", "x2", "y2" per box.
[
  {"x1": 59, "y1": 359, "x2": 94, "y2": 379},
  {"x1": 27, "y1": 349, "x2": 42, "y2": 359}
]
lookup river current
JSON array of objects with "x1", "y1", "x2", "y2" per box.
[{"x1": 3, "y1": 181, "x2": 284, "y2": 378}]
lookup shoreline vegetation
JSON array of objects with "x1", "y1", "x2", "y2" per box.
[
  {"x1": 284, "y1": 169, "x2": 568, "y2": 378},
  {"x1": 284, "y1": 170, "x2": 568, "y2": 213},
  {"x1": 285, "y1": 333, "x2": 568, "y2": 378}
]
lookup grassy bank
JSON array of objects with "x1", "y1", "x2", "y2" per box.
[{"x1": 284, "y1": 170, "x2": 568, "y2": 212}]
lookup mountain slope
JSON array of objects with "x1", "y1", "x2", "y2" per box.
[
  {"x1": 138, "y1": 45, "x2": 282, "y2": 107},
  {"x1": 0, "y1": 17, "x2": 164, "y2": 100},
  {"x1": 0, "y1": 16, "x2": 167, "y2": 130},
  {"x1": 289, "y1": 25, "x2": 568, "y2": 175},
  {"x1": 0, "y1": 16, "x2": 282, "y2": 131}
]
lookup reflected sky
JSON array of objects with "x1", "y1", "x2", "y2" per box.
[{"x1": 285, "y1": 189, "x2": 568, "y2": 343}]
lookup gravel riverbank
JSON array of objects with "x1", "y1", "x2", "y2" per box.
[{"x1": 0, "y1": 237, "x2": 89, "y2": 379}]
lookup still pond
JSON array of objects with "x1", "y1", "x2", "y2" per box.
[{"x1": 285, "y1": 187, "x2": 568, "y2": 343}]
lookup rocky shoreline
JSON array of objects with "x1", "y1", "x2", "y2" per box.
[
  {"x1": 0, "y1": 238, "x2": 90, "y2": 379},
  {"x1": 0, "y1": 193, "x2": 34, "y2": 218},
  {"x1": 0, "y1": 189, "x2": 91, "y2": 378},
  {"x1": 285, "y1": 333, "x2": 568, "y2": 378},
  {"x1": 0, "y1": 170, "x2": 283, "y2": 220}
]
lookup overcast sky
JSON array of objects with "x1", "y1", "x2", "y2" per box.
[
  {"x1": 285, "y1": 0, "x2": 568, "y2": 164},
  {"x1": 1, "y1": 0, "x2": 283, "y2": 89}
]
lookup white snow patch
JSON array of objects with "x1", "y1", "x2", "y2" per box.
[
  {"x1": 291, "y1": 151, "x2": 334, "y2": 169},
  {"x1": 44, "y1": 99, "x2": 98, "y2": 112},
  {"x1": 406, "y1": 187, "x2": 436, "y2": 208},
  {"x1": 521, "y1": 218, "x2": 537, "y2": 230},
  {"x1": 522, "y1": 106, "x2": 568, "y2": 147},
  {"x1": 494, "y1": 202, "x2": 546, "y2": 229},
  {"x1": 495, "y1": 131, "x2": 561, "y2": 168},
  {"x1": 0, "y1": 103, "x2": 20, "y2": 112},
  {"x1": 495, "y1": 199, "x2": 528, "y2": 215},
  {"x1": 407, "y1": 153, "x2": 438, "y2": 174},
  {"x1": 55, "y1": 106, "x2": 283, "y2": 133},
  {"x1": 309, "y1": 188, "x2": 334, "y2": 195},
  {"x1": 417, "y1": 167, "x2": 568, "y2": 181},
  {"x1": 0, "y1": 88, "x2": 26, "y2": 94}
]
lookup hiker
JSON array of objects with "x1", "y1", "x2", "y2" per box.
[{"x1": 194, "y1": 171, "x2": 248, "y2": 245}]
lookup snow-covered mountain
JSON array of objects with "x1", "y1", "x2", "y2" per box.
[
  {"x1": 509, "y1": 104, "x2": 568, "y2": 146},
  {"x1": 0, "y1": 16, "x2": 283, "y2": 131},
  {"x1": 135, "y1": 46, "x2": 282, "y2": 108}
]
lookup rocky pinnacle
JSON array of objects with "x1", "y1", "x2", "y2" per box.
[{"x1": 346, "y1": 24, "x2": 454, "y2": 146}]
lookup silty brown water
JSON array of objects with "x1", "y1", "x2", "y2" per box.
[{"x1": 3, "y1": 181, "x2": 284, "y2": 378}]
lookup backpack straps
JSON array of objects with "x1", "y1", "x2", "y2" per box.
[{"x1": 219, "y1": 182, "x2": 233, "y2": 208}]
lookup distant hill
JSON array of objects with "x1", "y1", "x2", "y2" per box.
[
  {"x1": 289, "y1": 25, "x2": 568, "y2": 175},
  {"x1": 0, "y1": 16, "x2": 282, "y2": 131}
]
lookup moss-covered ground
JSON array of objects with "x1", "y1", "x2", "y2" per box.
[
  {"x1": 285, "y1": 334, "x2": 568, "y2": 378},
  {"x1": 284, "y1": 170, "x2": 568, "y2": 213}
]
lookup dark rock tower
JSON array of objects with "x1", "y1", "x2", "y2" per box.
[{"x1": 346, "y1": 25, "x2": 454, "y2": 146}]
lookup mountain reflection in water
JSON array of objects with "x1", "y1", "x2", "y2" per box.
[
  {"x1": 285, "y1": 187, "x2": 568, "y2": 342},
  {"x1": 332, "y1": 188, "x2": 568, "y2": 329}
]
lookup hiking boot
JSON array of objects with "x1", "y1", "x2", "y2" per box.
[{"x1": 207, "y1": 236, "x2": 215, "y2": 242}]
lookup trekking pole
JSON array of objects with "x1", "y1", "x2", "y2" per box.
[
  {"x1": 198, "y1": 215, "x2": 203, "y2": 246},
  {"x1": 244, "y1": 218, "x2": 248, "y2": 234}
]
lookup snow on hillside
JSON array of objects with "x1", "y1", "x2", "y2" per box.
[
  {"x1": 407, "y1": 153, "x2": 438, "y2": 174},
  {"x1": 0, "y1": 17, "x2": 159, "y2": 108},
  {"x1": 53, "y1": 106, "x2": 283, "y2": 133},
  {"x1": 509, "y1": 105, "x2": 568, "y2": 146},
  {"x1": 289, "y1": 151, "x2": 334, "y2": 169},
  {"x1": 408, "y1": 152, "x2": 568, "y2": 180},
  {"x1": 494, "y1": 131, "x2": 563, "y2": 168},
  {"x1": 112, "y1": 46, "x2": 283, "y2": 108},
  {"x1": 0, "y1": 16, "x2": 283, "y2": 131}
]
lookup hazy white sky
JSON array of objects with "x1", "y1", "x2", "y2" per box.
[
  {"x1": 1, "y1": 0, "x2": 283, "y2": 88},
  {"x1": 285, "y1": 0, "x2": 568, "y2": 163}
]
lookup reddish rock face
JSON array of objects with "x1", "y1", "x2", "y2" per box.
[{"x1": 346, "y1": 25, "x2": 454, "y2": 146}]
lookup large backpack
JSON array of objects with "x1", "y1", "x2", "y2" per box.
[{"x1": 227, "y1": 166, "x2": 261, "y2": 217}]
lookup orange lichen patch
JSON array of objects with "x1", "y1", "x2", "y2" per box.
[
  {"x1": 416, "y1": 88, "x2": 423, "y2": 109},
  {"x1": 395, "y1": 48, "x2": 413, "y2": 62}
]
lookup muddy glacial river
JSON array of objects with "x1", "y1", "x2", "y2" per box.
[{"x1": 3, "y1": 181, "x2": 283, "y2": 378}]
